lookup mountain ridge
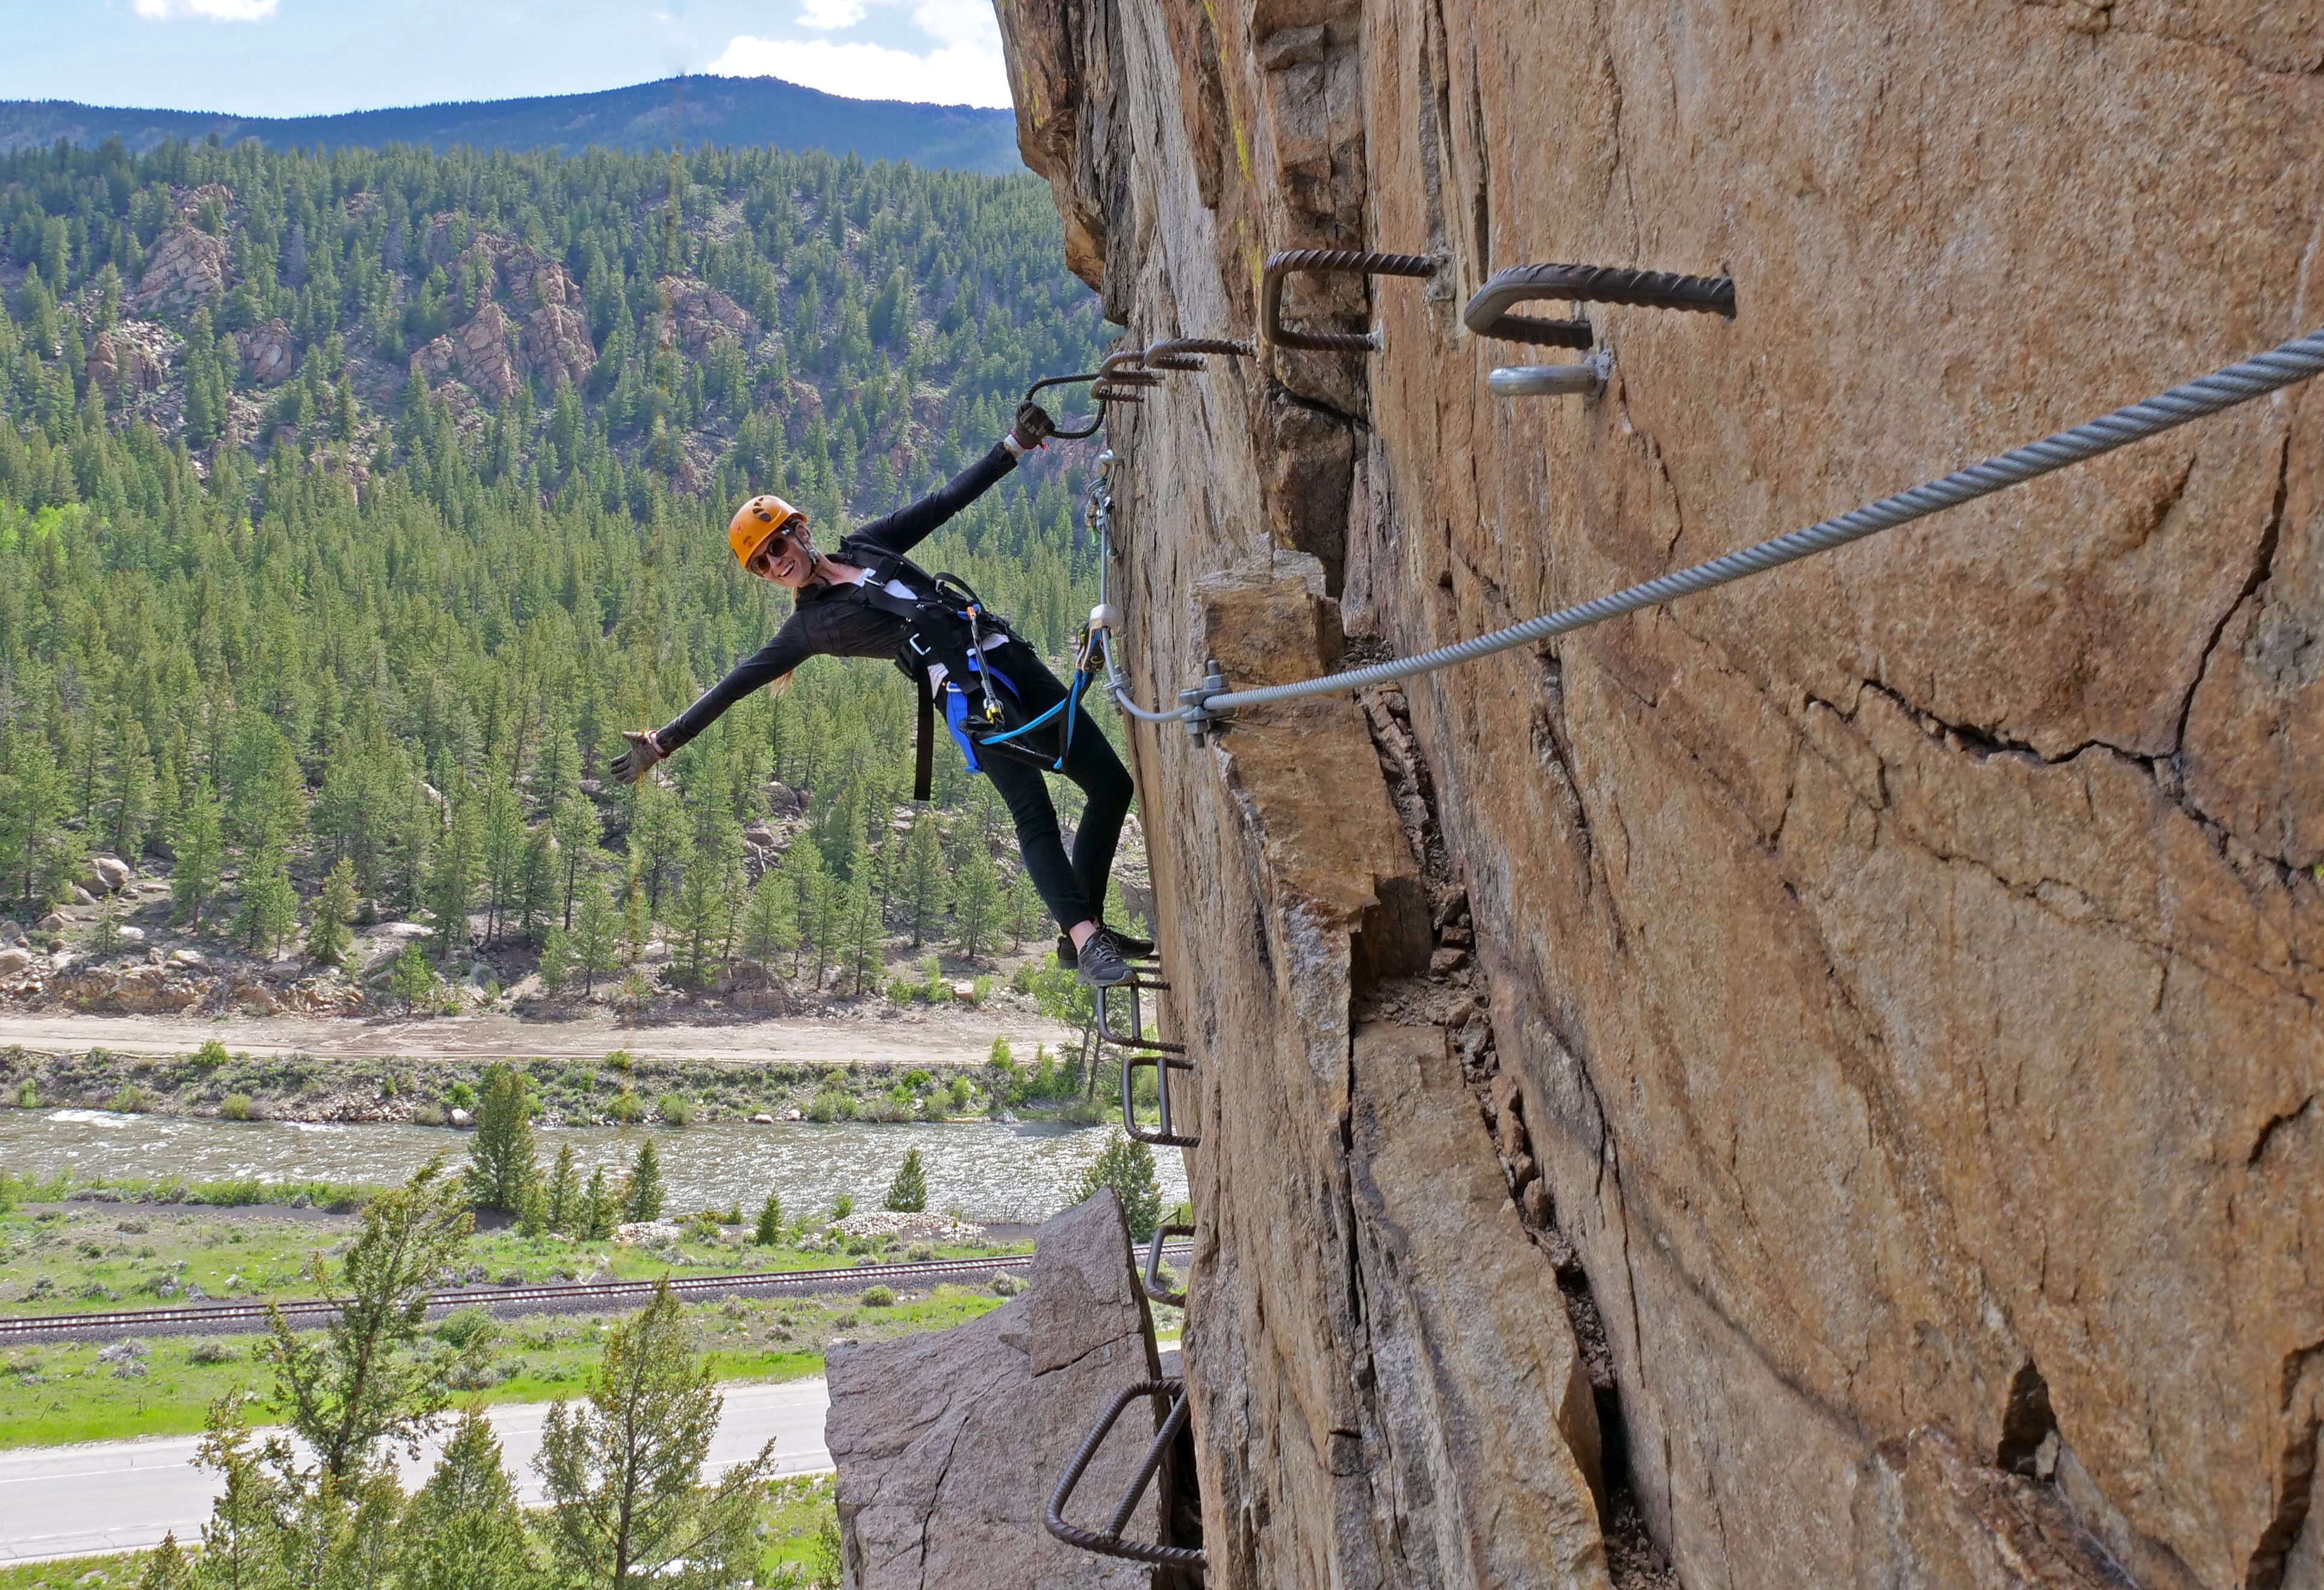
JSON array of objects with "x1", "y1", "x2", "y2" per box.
[{"x1": 0, "y1": 75, "x2": 1021, "y2": 175}]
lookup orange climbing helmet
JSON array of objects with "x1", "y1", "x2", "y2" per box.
[{"x1": 727, "y1": 493, "x2": 806, "y2": 570}]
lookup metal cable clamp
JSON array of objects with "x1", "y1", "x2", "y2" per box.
[{"x1": 1045, "y1": 1377, "x2": 1206, "y2": 1570}]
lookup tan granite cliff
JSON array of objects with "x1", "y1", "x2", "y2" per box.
[{"x1": 992, "y1": 1, "x2": 2324, "y2": 1585}]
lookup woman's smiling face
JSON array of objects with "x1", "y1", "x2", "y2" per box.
[{"x1": 748, "y1": 519, "x2": 814, "y2": 587}]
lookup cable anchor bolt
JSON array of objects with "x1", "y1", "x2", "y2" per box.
[
  {"x1": 1488, "y1": 350, "x2": 1613, "y2": 400},
  {"x1": 1178, "y1": 659, "x2": 1227, "y2": 742}
]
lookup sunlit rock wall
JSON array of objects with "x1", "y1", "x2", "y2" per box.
[{"x1": 994, "y1": 0, "x2": 2324, "y2": 1584}]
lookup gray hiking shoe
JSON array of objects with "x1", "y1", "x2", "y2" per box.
[{"x1": 1076, "y1": 932, "x2": 1132, "y2": 989}]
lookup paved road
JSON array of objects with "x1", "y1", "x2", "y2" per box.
[{"x1": 0, "y1": 1378, "x2": 831, "y2": 1565}]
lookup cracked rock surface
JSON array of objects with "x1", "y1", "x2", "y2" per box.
[
  {"x1": 994, "y1": 0, "x2": 2323, "y2": 1585},
  {"x1": 824, "y1": 1189, "x2": 1161, "y2": 1589}
]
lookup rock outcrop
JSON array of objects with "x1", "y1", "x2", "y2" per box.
[
  {"x1": 132, "y1": 226, "x2": 228, "y2": 315},
  {"x1": 824, "y1": 1190, "x2": 1167, "y2": 1588},
  {"x1": 411, "y1": 302, "x2": 519, "y2": 405},
  {"x1": 994, "y1": 1, "x2": 2324, "y2": 1586},
  {"x1": 235, "y1": 318, "x2": 296, "y2": 385}
]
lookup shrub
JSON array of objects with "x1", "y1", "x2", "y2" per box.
[
  {"x1": 193, "y1": 1038, "x2": 231, "y2": 1068},
  {"x1": 188, "y1": 1338, "x2": 237, "y2": 1365},
  {"x1": 882, "y1": 1148, "x2": 927, "y2": 1213},
  {"x1": 108, "y1": 1084, "x2": 148, "y2": 1114},
  {"x1": 807, "y1": 1089, "x2": 856, "y2": 1123},
  {"x1": 1073, "y1": 1129, "x2": 1165, "y2": 1240},
  {"x1": 433, "y1": 1306, "x2": 494, "y2": 1349},
  {"x1": 605, "y1": 1049, "x2": 632, "y2": 1072},
  {"x1": 859, "y1": 1285, "x2": 895, "y2": 1308},
  {"x1": 830, "y1": 1193, "x2": 854, "y2": 1221},
  {"x1": 411, "y1": 1103, "x2": 446, "y2": 1127},
  {"x1": 447, "y1": 1081, "x2": 477, "y2": 1111},
  {"x1": 989, "y1": 1273, "x2": 1022, "y2": 1297},
  {"x1": 220, "y1": 1093, "x2": 254, "y2": 1121},
  {"x1": 658, "y1": 1093, "x2": 693, "y2": 1128},
  {"x1": 609, "y1": 1090, "x2": 644, "y2": 1125},
  {"x1": 988, "y1": 1036, "x2": 1014, "y2": 1071}
]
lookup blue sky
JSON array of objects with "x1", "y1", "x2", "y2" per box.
[{"x1": 0, "y1": 0, "x2": 1013, "y2": 114}]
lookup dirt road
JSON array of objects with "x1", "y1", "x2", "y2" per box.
[{"x1": 0, "y1": 1005, "x2": 1076, "y2": 1067}]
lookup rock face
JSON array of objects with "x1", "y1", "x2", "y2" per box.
[
  {"x1": 235, "y1": 318, "x2": 296, "y2": 385},
  {"x1": 994, "y1": 2, "x2": 2324, "y2": 1587},
  {"x1": 825, "y1": 1190, "x2": 1164, "y2": 1588},
  {"x1": 411, "y1": 302, "x2": 518, "y2": 404},
  {"x1": 133, "y1": 226, "x2": 228, "y2": 315}
]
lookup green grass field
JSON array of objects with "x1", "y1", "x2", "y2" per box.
[
  {"x1": 0, "y1": 1201, "x2": 1025, "y2": 1320},
  {"x1": 0, "y1": 1282, "x2": 1006, "y2": 1449}
]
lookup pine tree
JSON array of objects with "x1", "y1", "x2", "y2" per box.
[
  {"x1": 620, "y1": 1140, "x2": 663, "y2": 1223},
  {"x1": 578, "y1": 1165, "x2": 617, "y2": 1241},
  {"x1": 1073, "y1": 1130, "x2": 1165, "y2": 1241},
  {"x1": 389, "y1": 940, "x2": 438, "y2": 1013},
  {"x1": 568, "y1": 875, "x2": 623, "y2": 996},
  {"x1": 1005, "y1": 871, "x2": 1043, "y2": 952},
  {"x1": 551, "y1": 796, "x2": 598, "y2": 931},
  {"x1": 134, "y1": 1530, "x2": 193, "y2": 1589},
  {"x1": 105, "y1": 704, "x2": 155, "y2": 860},
  {"x1": 479, "y1": 778, "x2": 524, "y2": 944},
  {"x1": 738, "y1": 867, "x2": 797, "y2": 973},
  {"x1": 752, "y1": 1190, "x2": 782, "y2": 1245},
  {"x1": 399, "y1": 1406, "x2": 540, "y2": 1590},
  {"x1": 840, "y1": 868, "x2": 881, "y2": 998},
  {"x1": 899, "y1": 809, "x2": 945, "y2": 947},
  {"x1": 952, "y1": 839, "x2": 998, "y2": 962},
  {"x1": 464, "y1": 1065, "x2": 538, "y2": 1214},
  {"x1": 305, "y1": 856, "x2": 357, "y2": 967},
  {"x1": 882, "y1": 1147, "x2": 927, "y2": 1213},
  {"x1": 535, "y1": 1282, "x2": 776, "y2": 1586},
  {"x1": 545, "y1": 1143, "x2": 581, "y2": 1233},
  {"x1": 172, "y1": 779, "x2": 226, "y2": 929},
  {"x1": 234, "y1": 845, "x2": 300, "y2": 958},
  {"x1": 427, "y1": 793, "x2": 484, "y2": 961}
]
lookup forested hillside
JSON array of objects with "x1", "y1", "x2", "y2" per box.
[
  {"x1": 0, "y1": 76, "x2": 1022, "y2": 175},
  {"x1": 0, "y1": 135, "x2": 1115, "y2": 1010}
]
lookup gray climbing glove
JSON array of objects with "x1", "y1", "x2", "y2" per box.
[
  {"x1": 1011, "y1": 401, "x2": 1056, "y2": 451},
  {"x1": 609, "y1": 730, "x2": 665, "y2": 786}
]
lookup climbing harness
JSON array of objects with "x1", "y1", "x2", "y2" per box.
[{"x1": 1047, "y1": 1378, "x2": 1207, "y2": 1570}]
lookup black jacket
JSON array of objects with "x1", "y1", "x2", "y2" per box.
[{"x1": 654, "y1": 443, "x2": 1020, "y2": 755}]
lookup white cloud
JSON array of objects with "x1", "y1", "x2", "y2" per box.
[
  {"x1": 132, "y1": 0, "x2": 280, "y2": 18},
  {"x1": 797, "y1": 0, "x2": 867, "y2": 28},
  {"x1": 709, "y1": 30, "x2": 1011, "y2": 109}
]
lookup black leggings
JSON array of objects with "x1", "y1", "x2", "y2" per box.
[{"x1": 974, "y1": 642, "x2": 1134, "y2": 933}]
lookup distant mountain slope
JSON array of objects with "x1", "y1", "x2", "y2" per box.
[{"x1": 0, "y1": 75, "x2": 1023, "y2": 175}]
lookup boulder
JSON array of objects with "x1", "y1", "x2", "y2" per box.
[
  {"x1": 70, "y1": 886, "x2": 98, "y2": 907},
  {"x1": 132, "y1": 226, "x2": 229, "y2": 314},
  {"x1": 115, "y1": 925, "x2": 145, "y2": 945},
  {"x1": 89, "y1": 856, "x2": 132, "y2": 892},
  {"x1": 0, "y1": 946, "x2": 30, "y2": 977},
  {"x1": 235, "y1": 318, "x2": 297, "y2": 385},
  {"x1": 750, "y1": 1112, "x2": 776, "y2": 1125},
  {"x1": 447, "y1": 1108, "x2": 475, "y2": 1129},
  {"x1": 87, "y1": 331, "x2": 161, "y2": 399},
  {"x1": 36, "y1": 913, "x2": 64, "y2": 932},
  {"x1": 167, "y1": 948, "x2": 205, "y2": 968},
  {"x1": 826, "y1": 1190, "x2": 1167, "y2": 1588}
]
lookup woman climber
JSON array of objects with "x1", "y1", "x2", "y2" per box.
[{"x1": 608, "y1": 402, "x2": 1146, "y2": 988}]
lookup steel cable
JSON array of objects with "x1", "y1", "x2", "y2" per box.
[{"x1": 1136, "y1": 325, "x2": 2324, "y2": 718}]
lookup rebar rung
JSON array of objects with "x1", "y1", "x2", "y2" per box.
[
  {"x1": 1262, "y1": 248, "x2": 1440, "y2": 352},
  {"x1": 1046, "y1": 1377, "x2": 1206, "y2": 1570},
  {"x1": 1121, "y1": 1051, "x2": 1199, "y2": 1148},
  {"x1": 1142, "y1": 1222, "x2": 1194, "y2": 1308}
]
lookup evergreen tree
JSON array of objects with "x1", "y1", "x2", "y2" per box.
[
  {"x1": 578, "y1": 1166, "x2": 617, "y2": 1241},
  {"x1": 1073, "y1": 1130, "x2": 1164, "y2": 1241},
  {"x1": 172, "y1": 780, "x2": 226, "y2": 929},
  {"x1": 1004, "y1": 871, "x2": 1043, "y2": 952},
  {"x1": 264, "y1": 1158, "x2": 485, "y2": 1483},
  {"x1": 840, "y1": 868, "x2": 881, "y2": 998},
  {"x1": 899, "y1": 809, "x2": 945, "y2": 946},
  {"x1": 305, "y1": 856, "x2": 357, "y2": 967},
  {"x1": 567, "y1": 875, "x2": 623, "y2": 995},
  {"x1": 464, "y1": 1065, "x2": 538, "y2": 1215},
  {"x1": 545, "y1": 1143, "x2": 581, "y2": 1234},
  {"x1": 388, "y1": 940, "x2": 438, "y2": 1013},
  {"x1": 136, "y1": 1532, "x2": 194, "y2": 1589},
  {"x1": 882, "y1": 1147, "x2": 927, "y2": 1213},
  {"x1": 620, "y1": 1140, "x2": 663, "y2": 1224},
  {"x1": 952, "y1": 839, "x2": 998, "y2": 962},
  {"x1": 397, "y1": 1407, "x2": 540, "y2": 1590},
  {"x1": 550, "y1": 797, "x2": 597, "y2": 931},
  {"x1": 737, "y1": 867, "x2": 797, "y2": 973},
  {"x1": 105, "y1": 704, "x2": 155, "y2": 860},
  {"x1": 535, "y1": 1282, "x2": 776, "y2": 1588},
  {"x1": 234, "y1": 845, "x2": 300, "y2": 959},
  {"x1": 426, "y1": 795, "x2": 483, "y2": 961},
  {"x1": 752, "y1": 1190, "x2": 782, "y2": 1246}
]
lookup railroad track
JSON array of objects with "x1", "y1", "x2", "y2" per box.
[{"x1": 0, "y1": 1246, "x2": 1198, "y2": 1344}]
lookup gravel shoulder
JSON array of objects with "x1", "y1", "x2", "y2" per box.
[{"x1": 0, "y1": 1005, "x2": 1074, "y2": 1067}]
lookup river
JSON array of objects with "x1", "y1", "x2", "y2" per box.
[{"x1": 0, "y1": 1108, "x2": 1188, "y2": 1226}]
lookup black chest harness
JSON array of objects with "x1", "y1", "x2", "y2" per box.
[{"x1": 835, "y1": 551, "x2": 1091, "y2": 799}]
